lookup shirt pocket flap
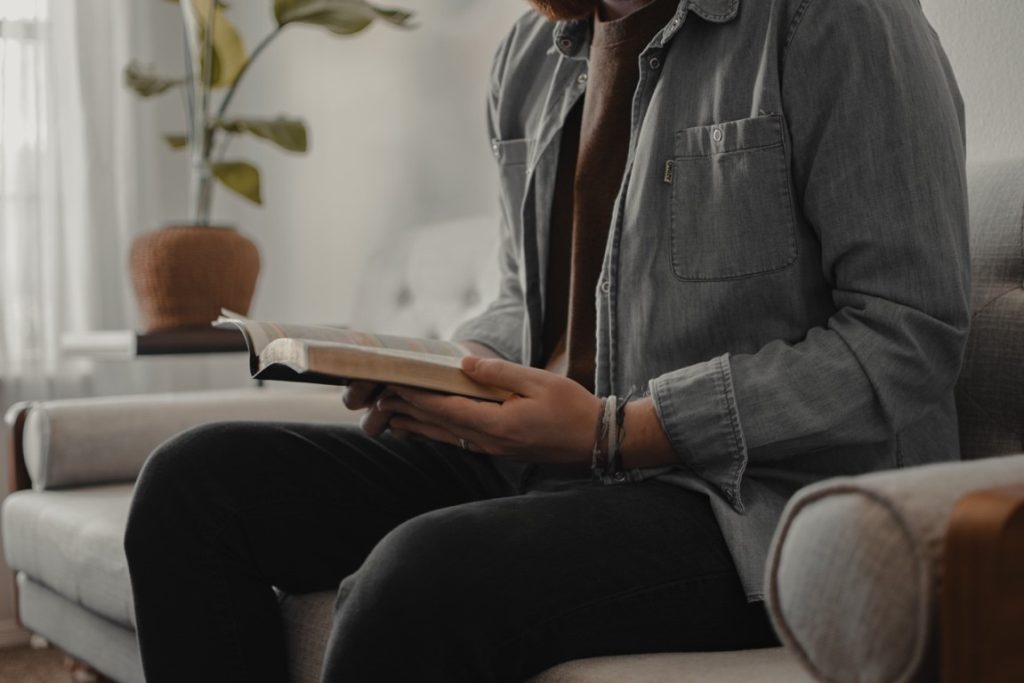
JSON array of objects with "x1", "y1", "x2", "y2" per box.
[
  {"x1": 675, "y1": 114, "x2": 783, "y2": 158},
  {"x1": 492, "y1": 137, "x2": 530, "y2": 166}
]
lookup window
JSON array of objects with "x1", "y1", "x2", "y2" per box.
[{"x1": 0, "y1": 0, "x2": 54, "y2": 375}]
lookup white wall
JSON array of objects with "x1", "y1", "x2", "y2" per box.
[
  {"x1": 185, "y1": 1, "x2": 528, "y2": 325},
  {"x1": 921, "y1": 0, "x2": 1024, "y2": 164}
]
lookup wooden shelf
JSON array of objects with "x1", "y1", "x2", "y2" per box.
[
  {"x1": 62, "y1": 327, "x2": 247, "y2": 358},
  {"x1": 136, "y1": 327, "x2": 247, "y2": 355}
]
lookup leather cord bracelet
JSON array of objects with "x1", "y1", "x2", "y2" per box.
[
  {"x1": 591, "y1": 396, "x2": 610, "y2": 478},
  {"x1": 591, "y1": 389, "x2": 636, "y2": 482}
]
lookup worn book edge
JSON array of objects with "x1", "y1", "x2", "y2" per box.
[{"x1": 214, "y1": 310, "x2": 510, "y2": 402}]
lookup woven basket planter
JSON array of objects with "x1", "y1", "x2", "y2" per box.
[{"x1": 130, "y1": 225, "x2": 260, "y2": 332}]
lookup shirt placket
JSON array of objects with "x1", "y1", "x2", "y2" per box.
[
  {"x1": 520, "y1": 24, "x2": 591, "y2": 366},
  {"x1": 598, "y1": 7, "x2": 689, "y2": 395}
]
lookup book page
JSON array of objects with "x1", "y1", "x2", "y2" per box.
[{"x1": 215, "y1": 310, "x2": 466, "y2": 358}]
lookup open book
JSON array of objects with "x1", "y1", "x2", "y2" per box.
[{"x1": 214, "y1": 310, "x2": 510, "y2": 402}]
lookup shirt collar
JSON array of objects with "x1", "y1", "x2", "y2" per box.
[{"x1": 552, "y1": 0, "x2": 740, "y2": 56}]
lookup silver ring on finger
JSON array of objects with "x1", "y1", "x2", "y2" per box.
[{"x1": 458, "y1": 437, "x2": 468, "y2": 450}]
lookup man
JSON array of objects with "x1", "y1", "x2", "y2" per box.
[{"x1": 124, "y1": 0, "x2": 970, "y2": 680}]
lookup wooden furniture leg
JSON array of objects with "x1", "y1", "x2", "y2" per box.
[{"x1": 943, "y1": 485, "x2": 1024, "y2": 682}]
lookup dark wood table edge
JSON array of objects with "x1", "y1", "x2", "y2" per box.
[{"x1": 135, "y1": 327, "x2": 247, "y2": 355}]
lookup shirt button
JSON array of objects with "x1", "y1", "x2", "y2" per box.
[
  {"x1": 491, "y1": 139, "x2": 499, "y2": 157},
  {"x1": 712, "y1": 127, "x2": 724, "y2": 143},
  {"x1": 577, "y1": 72, "x2": 588, "y2": 86},
  {"x1": 559, "y1": 37, "x2": 573, "y2": 51},
  {"x1": 600, "y1": 280, "x2": 611, "y2": 294},
  {"x1": 649, "y1": 56, "x2": 661, "y2": 70},
  {"x1": 613, "y1": 471, "x2": 626, "y2": 482}
]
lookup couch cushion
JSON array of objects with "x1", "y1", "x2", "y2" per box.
[
  {"x1": 767, "y1": 453, "x2": 1024, "y2": 683},
  {"x1": 348, "y1": 215, "x2": 500, "y2": 339},
  {"x1": 955, "y1": 158, "x2": 1024, "y2": 460},
  {"x1": 21, "y1": 386, "x2": 351, "y2": 490},
  {"x1": 16, "y1": 573, "x2": 144, "y2": 683},
  {"x1": 3, "y1": 482, "x2": 809, "y2": 683},
  {"x1": 2, "y1": 484, "x2": 136, "y2": 628},
  {"x1": 278, "y1": 589, "x2": 807, "y2": 683},
  {"x1": 528, "y1": 648, "x2": 808, "y2": 683},
  {"x1": 279, "y1": 589, "x2": 336, "y2": 683}
]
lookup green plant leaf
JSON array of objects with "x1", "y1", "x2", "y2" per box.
[
  {"x1": 192, "y1": 0, "x2": 248, "y2": 88},
  {"x1": 212, "y1": 161, "x2": 262, "y2": 204},
  {"x1": 164, "y1": 134, "x2": 190, "y2": 149},
  {"x1": 124, "y1": 62, "x2": 183, "y2": 97},
  {"x1": 274, "y1": 0, "x2": 414, "y2": 35},
  {"x1": 216, "y1": 117, "x2": 308, "y2": 152}
]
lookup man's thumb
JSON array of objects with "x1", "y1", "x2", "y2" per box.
[{"x1": 462, "y1": 356, "x2": 535, "y2": 394}]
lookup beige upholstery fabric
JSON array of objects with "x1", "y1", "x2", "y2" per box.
[
  {"x1": 348, "y1": 215, "x2": 501, "y2": 339},
  {"x1": 276, "y1": 586, "x2": 808, "y2": 683},
  {"x1": 3, "y1": 479, "x2": 811, "y2": 683},
  {"x1": 16, "y1": 574, "x2": 144, "y2": 683},
  {"x1": 2, "y1": 484, "x2": 135, "y2": 628},
  {"x1": 528, "y1": 648, "x2": 809, "y2": 683},
  {"x1": 279, "y1": 590, "x2": 336, "y2": 683},
  {"x1": 767, "y1": 453, "x2": 1024, "y2": 683},
  {"x1": 955, "y1": 159, "x2": 1024, "y2": 460},
  {"x1": 21, "y1": 386, "x2": 356, "y2": 490}
]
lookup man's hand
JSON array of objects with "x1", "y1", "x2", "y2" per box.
[
  {"x1": 378, "y1": 356, "x2": 602, "y2": 464},
  {"x1": 342, "y1": 380, "x2": 393, "y2": 436},
  {"x1": 342, "y1": 341, "x2": 503, "y2": 437}
]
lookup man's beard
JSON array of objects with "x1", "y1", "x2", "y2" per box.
[{"x1": 528, "y1": 0, "x2": 601, "y2": 21}]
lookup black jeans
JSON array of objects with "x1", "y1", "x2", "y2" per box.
[{"x1": 124, "y1": 421, "x2": 777, "y2": 682}]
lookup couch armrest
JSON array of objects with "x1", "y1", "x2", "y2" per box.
[
  {"x1": 766, "y1": 454, "x2": 1024, "y2": 683},
  {"x1": 8, "y1": 387, "x2": 358, "y2": 491},
  {"x1": 5, "y1": 403, "x2": 33, "y2": 493},
  {"x1": 943, "y1": 484, "x2": 1024, "y2": 683}
]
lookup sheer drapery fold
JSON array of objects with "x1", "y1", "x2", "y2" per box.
[{"x1": 0, "y1": 0, "x2": 138, "y2": 390}]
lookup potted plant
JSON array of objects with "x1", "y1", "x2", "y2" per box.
[{"x1": 126, "y1": 0, "x2": 413, "y2": 332}]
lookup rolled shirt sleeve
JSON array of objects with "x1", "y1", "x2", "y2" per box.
[
  {"x1": 650, "y1": 0, "x2": 971, "y2": 509},
  {"x1": 650, "y1": 355, "x2": 749, "y2": 511}
]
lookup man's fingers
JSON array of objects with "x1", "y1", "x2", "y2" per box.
[
  {"x1": 359, "y1": 406, "x2": 393, "y2": 437},
  {"x1": 381, "y1": 394, "x2": 463, "y2": 430},
  {"x1": 343, "y1": 381, "x2": 384, "y2": 410},
  {"x1": 461, "y1": 356, "x2": 540, "y2": 395},
  {"x1": 389, "y1": 416, "x2": 459, "y2": 446},
  {"x1": 384, "y1": 388, "x2": 500, "y2": 432},
  {"x1": 389, "y1": 416, "x2": 487, "y2": 453}
]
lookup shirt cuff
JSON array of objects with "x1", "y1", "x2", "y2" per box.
[{"x1": 648, "y1": 353, "x2": 749, "y2": 512}]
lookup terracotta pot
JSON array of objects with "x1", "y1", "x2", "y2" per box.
[{"x1": 130, "y1": 225, "x2": 260, "y2": 332}]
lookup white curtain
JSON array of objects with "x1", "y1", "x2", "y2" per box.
[{"x1": 0, "y1": 0, "x2": 139, "y2": 394}]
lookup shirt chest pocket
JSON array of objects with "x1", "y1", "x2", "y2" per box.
[
  {"x1": 668, "y1": 114, "x2": 798, "y2": 281},
  {"x1": 492, "y1": 138, "x2": 530, "y2": 236}
]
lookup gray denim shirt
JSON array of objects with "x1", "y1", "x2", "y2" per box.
[{"x1": 452, "y1": 0, "x2": 970, "y2": 600}]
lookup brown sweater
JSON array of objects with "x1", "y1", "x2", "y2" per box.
[{"x1": 542, "y1": 0, "x2": 678, "y2": 392}]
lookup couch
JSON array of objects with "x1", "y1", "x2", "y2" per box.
[{"x1": 4, "y1": 159, "x2": 1023, "y2": 682}]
